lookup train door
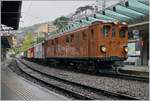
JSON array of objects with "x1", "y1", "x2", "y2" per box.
[
  {"x1": 42, "y1": 43, "x2": 45, "y2": 58},
  {"x1": 80, "y1": 30, "x2": 88, "y2": 57},
  {"x1": 75, "y1": 33, "x2": 80, "y2": 56},
  {"x1": 101, "y1": 24, "x2": 114, "y2": 56},
  {"x1": 54, "y1": 38, "x2": 58, "y2": 56},
  {"x1": 88, "y1": 27, "x2": 96, "y2": 57},
  {"x1": 105, "y1": 24, "x2": 116, "y2": 56}
]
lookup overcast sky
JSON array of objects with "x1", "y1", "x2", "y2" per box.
[
  {"x1": 19, "y1": 1, "x2": 96, "y2": 27},
  {"x1": 19, "y1": 0, "x2": 119, "y2": 28}
]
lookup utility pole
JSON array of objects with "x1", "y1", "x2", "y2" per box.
[
  {"x1": 102, "y1": 0, "x2": 106, "y2": 11},
  {"x1": 96, "y1": 0, "x2": 106, "y2": 11}
]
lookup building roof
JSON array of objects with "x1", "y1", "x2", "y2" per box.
[
  {"x1": 1, "y1": 1, "x2": 22, "y2": 30},
  {"x1": 64, "y1": 0, "x2": 149, "y2": 32}
]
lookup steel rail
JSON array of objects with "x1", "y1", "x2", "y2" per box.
[
  {"x1": 18, "y1": 59, "x2": 141, "y2": 100},
  {"x1": 15, "y1": 60, "x2": 92, "y2": 100},
  {"x1": 97, "y1": 72, "x2": 149, "y2": 82},
  {"x1": 26, "y1": 58, "x2": 149, "y2": 82}
]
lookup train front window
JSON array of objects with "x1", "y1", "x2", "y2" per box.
[
  {"x1": 102, "y1": 25, "x2": 110, "y2": 37},
  {"x1": 120, "y1": 27, "x2": 127, "y2": 38}
]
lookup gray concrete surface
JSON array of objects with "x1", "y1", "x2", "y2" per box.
[
  {"x1": 122, "y1": 65, "x2": 149, "y2": 72},
  {"x1": 1, "y1": 59, "x2": 69, "y2": 100}
]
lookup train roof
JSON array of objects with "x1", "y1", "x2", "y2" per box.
[{"x1": 46, "y1": 19, "x2": 117, "y2": 41}]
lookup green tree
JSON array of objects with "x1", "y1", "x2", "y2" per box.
[
  {"x1": 20, "y1": 32, "x2": 33, "y2": 52},
  {"x1": 53, "y1": 16, "x2": 69, "y2": 29}
]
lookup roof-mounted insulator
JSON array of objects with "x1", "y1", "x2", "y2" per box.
[
  {"x1": 125, "y1": 1, "x2": 129, "y2": 7},
  {"x1": 94, "y1": 14, "x2": 96, "y2": 18},
  {"x1": 113, "y1": 7, "x2": 116, "y2": 11},
  {"x1": 102, "y1": 11, "x2": 105, "y2": 15},
  {"x1": 86, "y1": 17, "x2": 89, "y2": 21}
]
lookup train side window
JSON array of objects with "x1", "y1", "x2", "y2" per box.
[
  {"x1": 76, "y1": 33, "x2": 80, "y2": 43},
  {"x1": 66, "y1": 36, "x2": 69, "y2": 43},
  {"x1": 120, "y1": 27, "x2": 127, "y2": 38},
  {"x1": 52, "y1": 40, "x2": 54, "y2": 45},
  {"x1": 70, "y1": 34, "x2": 74, "y2": 42},
  {"x1": 91, "y1": 29, "x2": 94, "y2": 38},
  {"x1": 102, "y1": 25, "x2": 110, "y2": 37},
  {"x1": 112, "y1": 27, "x2": 115, "y2": 37},
  {"x1": 82, "y1": 32, "x2": 86, "y2": 40},
  {"x1": 55, "y1": 39, "x2": 58, "y2": 44}
]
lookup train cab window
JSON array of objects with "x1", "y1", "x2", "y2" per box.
[
  {"x1": 120, "y1": 27, "x2": 127, "y2": 38},
  {"x1": 102, "y1": 25, "x2": 110, "y2": 37}
]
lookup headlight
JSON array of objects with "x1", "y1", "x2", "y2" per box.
[
  {"x1": 101, "y1": 46, "x2": 107, "y2": 52},
  {"x1": 124, "y1": 46, "x2": 128, "y2": 52}
]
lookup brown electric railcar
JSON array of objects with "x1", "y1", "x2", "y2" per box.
[{"x1": 44, "y1": 21, "x2": 128, "y2": 69}]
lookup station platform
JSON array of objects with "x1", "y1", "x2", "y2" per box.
[
  {"x1": 1, "y1": 59, "x2": 68, "y2": 100},
  {"x1": 119, "y1": 65, "x2": 149, "y2": 76},
  {"x1": 121, "y1": 65, "x2": 149, "y2": 72}
]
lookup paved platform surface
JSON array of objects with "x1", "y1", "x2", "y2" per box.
[
  {"x1": 1, "y1": 59, "x2": 69, "y2": 100},
  {"x1": 121, "y1": 65, "x2": 149, "y2": 73}
]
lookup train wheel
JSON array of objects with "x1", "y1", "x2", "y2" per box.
[
  {"x1": 68, "y1": 62, "x2": 77, "y2": 70},
  {"x1": 87, "y1": 63, "x2": 97, "y2": 74},
  {"x1": 77, "y1": 63, "x2": 83, "y2": 72},
  {"x1": 77, "y1": 62, "x2": 87, "y2": 72}
]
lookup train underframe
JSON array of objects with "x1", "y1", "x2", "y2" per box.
[{"x1": 24, "y1": 56, "x2": 125, "y2": 74}]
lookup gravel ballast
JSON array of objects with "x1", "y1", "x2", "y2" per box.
[{"x1": 21, "y1": 59, "x2": 149, "y2": 99}]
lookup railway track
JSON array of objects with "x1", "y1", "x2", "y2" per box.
[
  {"x1": 117, "y1": 69, "x2": 149, "y2": 82},
  {"x1": 16, "y1": 59, "x2": 141, "y2": 100},
  {"x1": 14, "y1": 60, "x2": 91, "y2": 100},
  {"x1": 116, "y1": 73, "x2": 148, "y2": 82},
  {"x1": 97, "y1": 72, "x2": 149, "y2": 82},
  {"x1": 26, "y1": 59, "x2": 149, "y2": 82}
]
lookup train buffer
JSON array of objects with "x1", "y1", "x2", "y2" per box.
[{"x1": 1, "y1": 60, "x2": 69, "y2": 100}]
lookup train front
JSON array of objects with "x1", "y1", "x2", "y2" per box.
[{"x1": 98, "y1": 22, "x2": 128, "y2": 62}]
